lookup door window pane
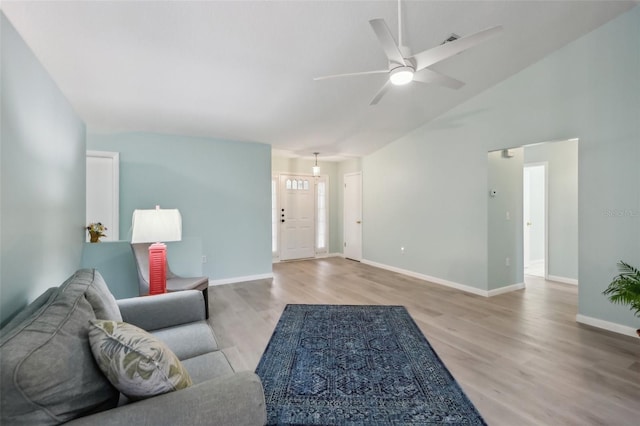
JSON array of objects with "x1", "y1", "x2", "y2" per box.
[
  {"x1": 316, "y1": 180, "x2": 327, "y2": 252},
  {"x1": 272, "y1": 178, "x2": 278, "y2": 254}
]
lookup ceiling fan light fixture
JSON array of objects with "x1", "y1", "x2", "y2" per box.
[{"x1": 389, "y1": 66, "x2": 414, "y2": 86}]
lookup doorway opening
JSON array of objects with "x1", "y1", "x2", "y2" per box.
[{"x1": 487, "y1": 138, "x2": 578, "y2": 291}]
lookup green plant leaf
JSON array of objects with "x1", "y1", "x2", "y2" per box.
[{"x1": 603, "y1": 261, "x2": 640, "y2": 317}]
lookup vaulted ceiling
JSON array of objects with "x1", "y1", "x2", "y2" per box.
[{"x1": 2, "y1": 1, "x2": 636, "y2": 159}]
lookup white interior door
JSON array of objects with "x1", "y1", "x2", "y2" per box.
[
  {"x1": 86, "y1": 151, "x2": 119, "y2": 241},
  {"x1": 523, "y1": 164, "x2": 546, "y2": 277},
  {"x1": 523, "y1": 169, "x2": 531, "y2": 268},
  {"x1": 280, "y1": 175, "x2": 315, "y2": 261},
  {"x1": 344, "y1": 172, "x2": 362, "y2": 261}
]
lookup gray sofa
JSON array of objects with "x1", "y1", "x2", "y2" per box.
[{"x1": 0, "y1": 269, "x2": 266, "y2": 425}]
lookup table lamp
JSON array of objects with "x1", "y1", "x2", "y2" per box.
[{"x1": 131, "y1": 206, "x2": 182, "y2": 295}]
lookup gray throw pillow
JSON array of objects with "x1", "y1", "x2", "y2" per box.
[{"x1": 88, "y1": 320, "x2": 192, "y2": 400}]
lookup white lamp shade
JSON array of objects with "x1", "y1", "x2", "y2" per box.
[
  {"x1": 312, "y1": 165, "x2": 321, "y2": 176},
  {"x1": 131, "y1": 208, "x2": 182, "y2": 243}
]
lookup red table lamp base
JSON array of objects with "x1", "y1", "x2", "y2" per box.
[{"x1": 148, "y1": 242, "x2": 167, "y2": 295}]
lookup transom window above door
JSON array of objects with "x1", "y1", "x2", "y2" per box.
[{"x1": 285, "y1": 179, "x2": 310, "y2": 191}]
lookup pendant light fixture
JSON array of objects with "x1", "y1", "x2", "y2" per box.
[{"x1": 312, "y1": 152, "x2": 320, "y2": 176}]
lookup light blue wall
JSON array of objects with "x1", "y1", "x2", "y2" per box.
[
  {"x1": 272, "y1": 157, "x2": 336, "y2": 177},
  {"x1": 364, "y1": 127, "x2": 490, "y2": 288},
  {"x1": 362, "y1": 7, "x2": 639, "y2": 329},
  {"x1": 87, "y1": 132, "x2": 272, "y2": 281},
  {"x1": 525, "y1": 140, "x2": 579, "y2": 280},
  {"x1": 337, "y1": 159, "x2": 363, "y2": 178},
  {"x1": 487, "y1": 148, "x2": 524, "y2": 290},
  {"x1": 1, "y1": 13, "x2": 86, "y2": 325},
  {"x1": 81, "y1": 242, "x2": 139, "y2": 299}
]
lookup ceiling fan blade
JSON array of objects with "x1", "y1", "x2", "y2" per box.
[
  {"x1": 370, "y1": 80, "x2": 392, "y2": 105},
  {"x1": 369, "y1": 19, "x2": 406, "y2": 66},
  {"x1": 412, "y1": 25, "x2": 503, "y2": 71},
  {"x1": 314, "y1": 70, "x2": 388, "y2": 81},
  {"x1": 412, "y1": 68, "x2": 465, "y2": 90}
]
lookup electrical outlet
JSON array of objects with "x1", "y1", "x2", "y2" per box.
[
  {"x1": 506, "y1": 211, "x2": 510, "y2": 220},
  {"x1": 505, "y1": 257, "x2": 510, "y2": 267},
  {"x1": 202, "y1": 255, "x2": 207, "y2": 264}
]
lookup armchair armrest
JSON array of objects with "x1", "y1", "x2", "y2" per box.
[
  {"x1": 117, "y1": 290, "x2": 206, "y2": 331},
  {"x1": 64, "y1": 372, "x2": 267, "y2": 426}
]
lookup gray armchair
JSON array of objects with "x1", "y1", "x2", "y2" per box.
[{"x1": 131, "y1": 243, "x2": 210, "y2": 318}]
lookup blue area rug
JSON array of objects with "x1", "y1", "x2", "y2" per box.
[{"x1": 256, "y1": 304, "x2": 486, "y2": 425}]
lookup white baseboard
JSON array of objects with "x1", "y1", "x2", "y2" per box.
[
  {"x1": 361, "y1": 259, "x2": 523, "y2": 298},
  {"x1": 487, "y1": 282, "x2": 525, "y2": 296},
  {"x1": 576, "y1": 314, "x2": 639, "y2": 338},
  {"x1": 547, "y1": 275, "x2": 579, "y2": 285},
  {"x1": 210, "y1": 273, "x2": 273, "y2": 286},
  {"x1": 318, "y1": 252, "x2": 343, "y2": 258},
  {"x1": 273, "y1": 252, "x2": 344, "y2": 264}
]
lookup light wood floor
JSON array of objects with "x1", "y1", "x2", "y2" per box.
[{"x1": 208, "y1": 257, "x2": 640, "y2": 426}]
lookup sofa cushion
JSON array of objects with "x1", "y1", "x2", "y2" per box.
[
  {"x1": 88, "y1": 320, "x2": 193, "y2": 401},
  {"x1": 151, "y1": 322, "x2": 218, "y2": 360},
  {"x1": 60, "y1": 269, "x2": 122, "y2": 322},
  {"x1": 181, "y1": 351, "x2": 235, "y2": 384},
  {"x1": 0, "y1": 276, "x2": 120, "y2": 425}
]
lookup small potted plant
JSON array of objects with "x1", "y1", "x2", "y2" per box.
[
  {"x1": 602, "y1": 261, "x2": 640, "y2": 337},
  {"x1": 86, "y1": 222, "x2": 107, "y2": 243}
]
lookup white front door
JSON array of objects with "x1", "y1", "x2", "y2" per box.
[
  {"x1": 280, "y1": 175, "x2": 315, "y2": 261},
  {"x1": 344, "y1": 172, "x2": 362, "y2": 261}
]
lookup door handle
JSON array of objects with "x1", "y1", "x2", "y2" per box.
[
  {"x1": 281, "y1": 219, "x2": 285, "y2": 223},
  {"x1": 526, "y1": 222, "x2": 532, "y2": 226},
  {"x1": 356, "y1": 221, "x2": 361, "y2": 224}
]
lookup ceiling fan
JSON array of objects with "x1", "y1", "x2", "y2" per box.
[{"x1": 314, "y1": 0, "x2": 503, "y2": 105}]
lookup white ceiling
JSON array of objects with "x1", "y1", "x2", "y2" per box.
[{"x1": 2, "y1": 1, "x2": 636, "y2": 160}]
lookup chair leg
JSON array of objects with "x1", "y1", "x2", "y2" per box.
[{"x1": 202, "y1": 287, "x2": 209, "y2": 319}]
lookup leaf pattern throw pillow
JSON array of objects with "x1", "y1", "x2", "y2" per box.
[{"x1": 88, "y1": 320, "x2": 192, "y2": 400}]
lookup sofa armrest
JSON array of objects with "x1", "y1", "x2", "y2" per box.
[
  {"x1": 117, "y1": 290, "x2": 206, "y2": 331},
  {"x1": 64, "y1": 372, "x2": 267, "y2": 426}
]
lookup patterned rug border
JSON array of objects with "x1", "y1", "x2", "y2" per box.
[{"x1": 256, "y1": 304, "x2": 486, "y2": 426}]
